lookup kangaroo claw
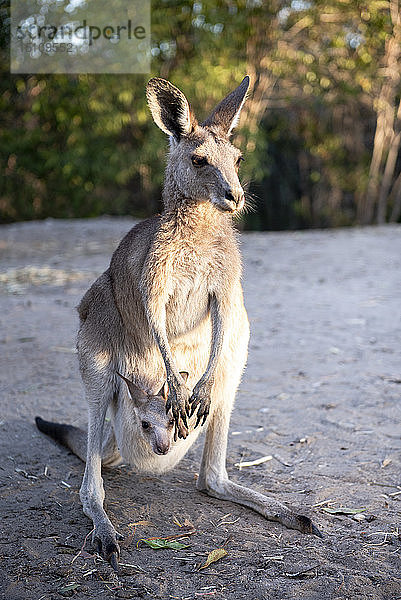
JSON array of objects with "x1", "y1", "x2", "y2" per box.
[
  {"x1": 311, "y1": 523, "x2": 323, "y2": 538},
  {"x1": 175, "y1": 417, "x2": 189, "y2": 440},
  {"x1": 189, "y1": 382, "x2": 212, "y2": 427},
  {"x1": 296, "y1": 514, "x2": 323, "y2": 538},
  {"x1": 168, "y1": 381, "x2": 190, "y2": 434},
  {"x1": 110, "y1": 552, "x2": 119, "y2": 573},
  {"x1": 193, "y1": 400, "x2": 210, "y2": 428}
]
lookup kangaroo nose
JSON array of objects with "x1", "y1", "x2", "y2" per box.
[
  {"x1": 225, "y1": 188, "x2": 244, "y2": 207},
  {"x1": 225, "y1": 190, "x2": 235, "y2": 202},
  {"x1": 156, "y1": 442, "x2": 170, "y2": 455}
]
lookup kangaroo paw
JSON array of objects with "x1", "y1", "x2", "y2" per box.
[
  {"x1": 189, "y1": 381, "x2": 212, "y2": 427},
  {"x1": 193, "y1": 396, "x2": 211, "y2": 428},
  {"x1": 285, "y1": 513, "x2": 323, "y2": 538},
  {"x1": 167, "y1": 381, "x2": 190, "y2": 437}
]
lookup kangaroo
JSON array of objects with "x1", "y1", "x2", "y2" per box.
[{"x1": 36, "y1": 76, "x2": 321, "y2": 571}]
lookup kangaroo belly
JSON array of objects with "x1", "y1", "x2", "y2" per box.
[{"x1": 114, "y1": 422, "x2": 202, "y2": 475}]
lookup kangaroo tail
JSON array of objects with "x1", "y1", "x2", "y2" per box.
[{"x1": 35, "y1": 416, "x2": 87, "y2": 462}]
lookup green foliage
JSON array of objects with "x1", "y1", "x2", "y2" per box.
[
  {"x1": 141, "y1": 538, "x2": 189, "y2": 550},
  {"x1": 1, "y1": 0, "x2": 399, "y2": 227}
]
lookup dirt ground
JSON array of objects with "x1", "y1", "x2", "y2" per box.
[{"x1": 0, "y1": 217, "x2": 400, "y2": 600}]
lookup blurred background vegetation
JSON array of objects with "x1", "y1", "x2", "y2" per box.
[{"x1": 1, "y1": 0, "x2": 401, "y2": 229}]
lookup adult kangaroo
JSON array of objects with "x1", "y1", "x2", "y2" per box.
[{"x1": 37, "y1": 76, "x2": 320, "y2": 571}]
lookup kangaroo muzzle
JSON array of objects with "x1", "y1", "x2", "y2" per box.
[{"x1": 224, "y1": 187, "x2": 245, "y2": 211}]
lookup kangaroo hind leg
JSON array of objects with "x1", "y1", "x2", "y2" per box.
[
  {"x1": 77, "y1": 353, "x2": 123, "y2": 570},
  {"x1": 101, "y1": 419, "x2": 122, "y2": 467},
  {"x1": 197, "y1": 377, "x2": 322, "y2": 537}
]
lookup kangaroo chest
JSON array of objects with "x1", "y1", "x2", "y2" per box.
[
  {"x1": 145, "y1": 214, "x2": 240, "y2": 339},
  {"x1": 166, "y1": 250, "x2": 213, "y2": 337}
]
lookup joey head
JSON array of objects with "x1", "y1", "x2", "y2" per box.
[{"x1": 116, "y1": 371, "x2": 189, "y2": 454}]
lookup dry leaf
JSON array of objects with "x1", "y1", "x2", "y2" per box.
[
  {"x1": 382, "y1": 458, "x2": 392, "y2": 468},
  {"x1": 144, "y1": 530, "x2": 195, "y2": 542},
  {"x1": 58, "y1": 582, "x2": 80, "y2": 593},
  {"x1": 127, "y1": 520, "x2": 153, "y2": 527},
  {"x1": 183, "y1": 518, "x2": 194, "y2": 529},
  {"x1": 122, "y1": 521, "x2": 155, "y2": 549},
  {"x1": 199, "y1": 548, "x2": 228, "y2": 570}
]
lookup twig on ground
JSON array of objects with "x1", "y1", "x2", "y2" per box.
[
  {"x1": 217, "y1": 517, "x2": 240, "y2": 527},
  {"x1": 234, "y1": 455, "x2": 273, "y2": 469},
  {"x1": 283, "y1": 564, "x2": 319, "y2": 578},
  {"x1": 71, "y1": 527, "x2": 95, "y2": 565},
  {"x1": 313, "y1": 499, "x2": 332, "y2": 507}
]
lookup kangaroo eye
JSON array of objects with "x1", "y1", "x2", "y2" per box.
[
  {"x1": 141, "y1": 420, "x2": 150, "y2": 430},
  {"x1": 191, "y1": 155, "x2": 208, "y2": 167},
  {"x1": 169, "y1": 419, "x2": 174, "y2": 427}
]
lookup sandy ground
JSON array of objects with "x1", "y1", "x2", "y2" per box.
[{"x1": 0, "y1": 217, "x2": 400, "y2": 600}]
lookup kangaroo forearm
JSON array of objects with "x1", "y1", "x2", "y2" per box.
[
  {"x1": 200, "y1": 294, "x2": 224, "y2": 384},
  {"x1": 151, "y1": 325, "x2": 181, "y2": 382},
  {"x1": 141, "y1": 285, "x2": 181, "y2": 381}
]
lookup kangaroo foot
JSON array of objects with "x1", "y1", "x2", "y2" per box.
[
  {"x1": 200, "y1": 477, "x2": 323, "y2": 539},
  {"x1": 271, "y1": 508, "x2": 323, "y2": 538},
  {"x1": 295, "y1": 514, "x2": 323, "y2": 538},
  {"x1": 92, "y1": 527, "x2": 123, "y2": 572}
]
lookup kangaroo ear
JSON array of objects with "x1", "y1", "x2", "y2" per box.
[
  {"x1": 179, "y1": 371, "x2": 189, "y2": 384},
  {"x1": 116, "y1": 372, "x2": 147, "y2": 404},
  {"x1": 146, "y1": 78, "x2": 197, "y2": 141},
  {"x1": 202, "y1": 76, "x2": 250, "y2": 136},
  {"x1": 157, "y1": 381, "x2": 169, "y2": 401}
]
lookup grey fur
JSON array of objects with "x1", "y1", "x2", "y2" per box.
[{"x1": 37, "y1": 76, "x2": 320, "y2": 570}]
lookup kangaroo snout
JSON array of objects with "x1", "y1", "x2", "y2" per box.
[
  {"x1": 225, "y1": 187, "x2": 245, "y2": 210},
  {"x1": 154, "y1": 440, "x2": 170, "y2": 455}
]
